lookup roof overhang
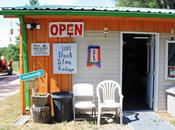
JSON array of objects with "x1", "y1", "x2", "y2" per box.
[{"x1": 1, "y1": 6, "x2": 175, "y2": 19}]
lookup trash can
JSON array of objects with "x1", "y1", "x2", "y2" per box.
[
  {"x1": 51, "y1": 91, "x2": 73, "y2": 122},
  {"x1": 166, "y1": 87, "x2": 175, "y2": 117}
]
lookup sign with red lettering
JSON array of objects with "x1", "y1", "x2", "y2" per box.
[{"x1": 49, "y1": 22, "x2": 84, "y2": 38}]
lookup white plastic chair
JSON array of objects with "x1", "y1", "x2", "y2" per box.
[
  {"x1": 96, "y1": 80, "x2": 123, "y2": 126},
  {"x1": 73, "y1": 83, "x2": 96, "y2": 122}
]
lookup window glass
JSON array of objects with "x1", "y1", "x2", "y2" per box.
[{"x1": 167, "y1": 42, "x2": 175, "y2": 78}]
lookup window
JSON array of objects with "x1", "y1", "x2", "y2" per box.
[{"x1": 165, "y1": 40, "x2": 175, "y2": 80}]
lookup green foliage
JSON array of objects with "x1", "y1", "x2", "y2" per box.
[
  {"x1": 116, "y1": 0, "x2": 175, "y2": 9},
  {"x1": 12, "y1": 61, "x2": 20, "y2": 72},
  {"x1": 0, "y1": 36, "x2": 20, "y2": 62},
  {"x1": 0, "y1": 47, "x2": 7, "y2": 59},
  {"x1": 29, "y1": 0, "x2": 39, "y2": 6},
  {"x1": 117, "y1": 0, "x2": 159, "y2": 8},
  {"x1": 147, "y1": 0, "x2": 159, "y2": 8},
  {"x1": 117, "y1": 0, "x2": 175, "y2": 9},
  {"x1": 6, "y1": 43, "x2": 19, "y2": 61}
]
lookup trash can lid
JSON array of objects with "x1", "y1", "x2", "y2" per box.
[
  {"x1": 166, "y1": 86, "x2": 175, "y2": 95},
  {"x1": 51, "y1": 91, "x2": 73, "y2": 99}
]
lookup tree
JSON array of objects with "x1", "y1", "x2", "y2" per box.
[
  {"x1": 0, "y1": 47, "x2": 7, "y2": 59},
  {"x1": 0, "y1": 43, "x2": 19, "y2": 61},
  {"x1": 156, "y1": 0, "x2": 175, "y2": 9},
  {"x1": 5, "y1": 44, "x2": 19, "y2": 61},
  {"x1": 29, "y1": 0, "x2": 39, "y2": 6},
  {"x1": 0, "y1": 35, "x2": 20, "y2": 61},
  {"x1": 117, "y1": 0, "x2": 175, "y2": 9},
  {"x1": 117, "y1": 0, "x2": 158, "y2": 8}
]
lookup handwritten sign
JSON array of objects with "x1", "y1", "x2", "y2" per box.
[
  {"x1": 31, "y1": 43, "x2": 50, "y2": 56},
  {"x1": 53, "y1": 43, "x2": 77, "y2": 74}
]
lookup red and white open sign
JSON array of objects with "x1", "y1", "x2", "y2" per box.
[{"x1": 49, "y1": 22, "x2": 84, "y2": 38}]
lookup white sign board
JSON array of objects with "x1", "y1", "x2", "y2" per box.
[
  {"x1": 53, "y1": 43, "x2": 77, "y2": 74},
  {"x1": 49, "y1": 22, "x2": 84, "y2": 38},
  {"x1": 31, "y1": 43, "x2": 50, "y2": 56}
]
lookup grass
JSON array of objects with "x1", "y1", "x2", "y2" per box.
[
  {"x1": 0, "y1": 93, "x2": 131, "y2": 130},
  {"x1": 12, "y1": 61, "x2": 19, "y2": 73},
  {"x1": 0, "y1": 93, "x2": 21, "y2": 130}
]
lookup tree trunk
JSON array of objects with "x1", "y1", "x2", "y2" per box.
[{"x1": 31, "y1": 105, "x2": 51, "y2": 123}]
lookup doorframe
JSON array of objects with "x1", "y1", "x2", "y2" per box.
[{"x1": 120, "y1": 32, "x2": 160, "y2": 111}]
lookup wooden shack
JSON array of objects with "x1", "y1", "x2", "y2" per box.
[{"x1": 1, "y1": 6, "x2": 175, "y2": 114}]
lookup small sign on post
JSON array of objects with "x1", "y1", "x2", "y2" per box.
[
  {"x1": 31, "y1": 43, "x2": 50, "y2": 56},
  {"x1": 20, "y1": 70, "x2": 44, "y2": 81},
  {"x1": 20, "y1": 70, "x2": 44, "y2": 95}
]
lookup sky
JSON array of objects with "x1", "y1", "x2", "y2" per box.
[{"x1": 0, "y1": 0, "x2": 115, "y2": 47}]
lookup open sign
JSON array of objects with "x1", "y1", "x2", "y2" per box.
[{"x1": 49, "y1": 22, "x2": 84, "y2": 38}]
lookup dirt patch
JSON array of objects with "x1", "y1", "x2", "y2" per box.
[{"x1": 14, "y1": 120, "x2": 131, "y2": 130}]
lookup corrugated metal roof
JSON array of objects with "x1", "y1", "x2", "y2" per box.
[
  {"x1": 1, "y1": 5, "x2": 175, "y2": 14},
  {"x1": 1, "y1": 5, "x2": 175, "y2": 19}
]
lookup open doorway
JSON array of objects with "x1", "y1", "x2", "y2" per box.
[{"x1": 122, "y1": 33, "x2": 155, "y2": 110}]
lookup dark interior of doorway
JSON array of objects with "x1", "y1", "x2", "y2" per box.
[{"x1": 122, "y1": 34, "x2": 150, "y2": 110}]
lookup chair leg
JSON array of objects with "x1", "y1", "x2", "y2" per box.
[
  {"x1": 73, "y1": 107, "x2": 75, "y2": 121},
  {"x1": 97, "y1": 107, "x2": 101, "y2": 126},
  {"x1": 91, "y1": 108, "x2": 94, "y2": 123},
  {"x1": 115, "y1": 108, "x2": 118, "y2": 118},
  {"x1": 120, "y1": 107, "x2": 123, "y2": 125},
  {"x1": 94, "y1": 108, "x2": 96, "y2": 124},
  {"x1": 92, "y1": 108, "x2": 97, "y2": 124}
]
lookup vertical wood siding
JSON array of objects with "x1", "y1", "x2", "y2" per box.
[
  {"x1": 20, "y1": 18, "x2": 73, "y2": 113},
  {"x1": 25, "y1": 18, "x2": 72, "y2": 94}
]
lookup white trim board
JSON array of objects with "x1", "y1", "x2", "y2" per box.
[{"x1": 120, "y1": 32, "x2": 159, "y2": 112}]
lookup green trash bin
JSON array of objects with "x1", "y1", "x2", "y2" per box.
[{"x1": 51, "y1": 91, "x2": 73, "y2": 122}]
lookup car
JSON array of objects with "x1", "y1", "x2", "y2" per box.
[{"x1": 0, "y1": 56, "x2": 13, "y2": 75}]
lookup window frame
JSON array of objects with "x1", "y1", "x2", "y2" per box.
[{"x1": 165, "y1": 40, "x2": 175, "y2": 80}]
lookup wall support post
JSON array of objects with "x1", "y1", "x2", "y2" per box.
[{"x1": 19, "y1": 16, "x2": 30, "y2": 110}]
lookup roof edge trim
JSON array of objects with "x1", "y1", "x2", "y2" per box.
[{"x1": 0, "y1": 10, "x2": 175, "y2": 18}]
